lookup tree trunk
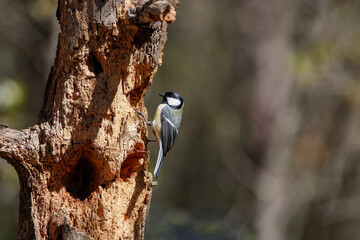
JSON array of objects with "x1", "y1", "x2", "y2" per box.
[{"x1": 0, "y1": 0, "x2": 179, "y2": 239}]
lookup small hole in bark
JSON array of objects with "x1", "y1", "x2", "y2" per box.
[
  {"x1": 87, "y1": 54, "x2": 103, "y2": 75},
  {"x1": 128, "y1": 86, "x2": 148, "y2": 107},
  {"x1": 120, "y1": 145, "x2": 146, "y2": 180},
  {"x1": 65, "y1": 157, "x2": 100, "y2": 200},
  {"x1": 134, "y1": 27, "x2": 155, "y2": 49}
]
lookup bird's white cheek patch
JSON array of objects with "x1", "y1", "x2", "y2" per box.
[{"x1": 167, "y1": 97, "x2": 181, "y2": 107}]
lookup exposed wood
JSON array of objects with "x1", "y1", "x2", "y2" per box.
[
  {"x1": 0, "y1": 0, "x2": 179, "y2": 239},
  {"x1": 129, "y1": 0, "x2": 179, "y2": 23}
]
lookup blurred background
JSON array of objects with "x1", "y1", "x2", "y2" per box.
[{"x1": 1, "y1": 0, "x2": 360, "y2": 239}]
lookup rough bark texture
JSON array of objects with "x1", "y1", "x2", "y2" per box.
[{"x1": 0, "y1": 0, "x2": 179, "y2": 239}]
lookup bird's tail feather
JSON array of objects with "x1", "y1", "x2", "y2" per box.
[{"x1": 154, "y1": 142, "x2": 164, "y2": 179}]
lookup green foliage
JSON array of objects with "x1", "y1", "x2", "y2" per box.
[{"x1": 0, "y1": 78, "x2": 26, "y2": 112}]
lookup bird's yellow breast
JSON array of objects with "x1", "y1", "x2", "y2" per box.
[{"x1": 152, "y1": 104, "x2": 166, "y2": 141}]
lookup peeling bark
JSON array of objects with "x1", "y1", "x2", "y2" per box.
[{"x1": 0, "y1": 0, "x2": 178, "y2": 239}]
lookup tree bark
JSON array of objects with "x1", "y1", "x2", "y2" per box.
[{"x1": 0, "y1": 0, "x2": 179, "y2": 239}]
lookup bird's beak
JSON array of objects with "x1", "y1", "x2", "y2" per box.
[{"x1": 159, "y1": 93, "x2": 165, "y2": 97}]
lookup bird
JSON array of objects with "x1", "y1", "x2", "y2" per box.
[{"x1": 134, "y1": 92, "x2": 184, "y2": 179}]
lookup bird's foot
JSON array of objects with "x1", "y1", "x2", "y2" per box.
[{"x1": 134, "y1": 108, "x2": 152, "y2": 126}]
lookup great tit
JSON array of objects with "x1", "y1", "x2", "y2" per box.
[{"x1": 135, "y1": 92, "x2": 184, "y2": 179}]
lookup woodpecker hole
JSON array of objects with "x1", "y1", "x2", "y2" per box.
[
  {"x1": 128, "y1": 86, "x2": 149, "y2": 107},
  {"x1": 87, "y1": 54, "x2": 103, "y2": 75},
  {"x1": 120, "y1": 144, "x2": 146, "y2": 180},
  {"x1": 65, "y1": 157, "x2": 101, "y2": 201}
]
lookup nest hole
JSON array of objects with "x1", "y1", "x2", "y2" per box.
[
  {"x1": 87, "y1": 54, "x2": 103, "y2": 75},
  {"x1": 65, "y1": 157, "x2": 101, "y2": 201},
  {"x1": 120, "y1": 148, "x2": 146, "y2": 180}
]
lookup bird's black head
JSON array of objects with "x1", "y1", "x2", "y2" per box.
[{"x1": 159, "y1": 92, "x2": 184, "y2": 109}]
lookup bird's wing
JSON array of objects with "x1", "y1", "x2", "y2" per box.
[{"x1": 161, "y1": 106, "x2": 179, "y2": 157}]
